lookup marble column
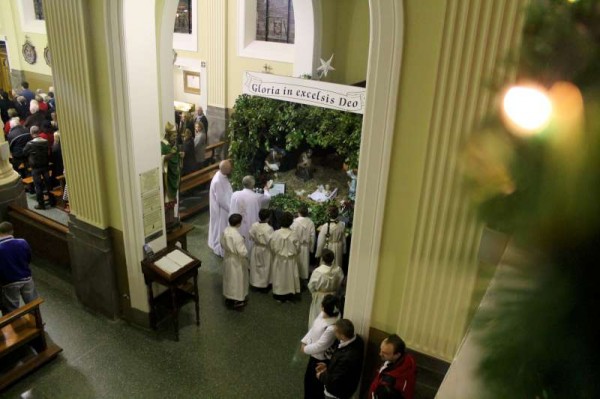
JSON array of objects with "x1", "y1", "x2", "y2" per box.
[
  {"x1": 43, "y1": 0, "x2": 120, "y2": 318},
  {"x1": 0, "y1": 132, "x2": 26, "y2": 219},
  {"x1": 206, "y1": 0, "x2": 229, "y2": 146}
]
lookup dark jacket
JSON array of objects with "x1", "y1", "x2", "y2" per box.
[
  {"x1": 23, "y1": 137, "x2": 50, "y2": 168},
  {"x1": 14, "y1": 99, "x2": 30, "y2": 119},
  {"x1": 0, "y1": 236, "x2": 32, "y2": 286},
  {"x1": 195, "y1": 114, "x2": 209, "y2": 135},
  {"x1": 0, "y1": 97, "x2": 11, "y2": 123},
  {"x1": 24, "y1": 111, "x2": 48, "y2": 129},
  {"x1": 8, "y1": 126, "x2": 32, "y2": 159},
  {"x1": 319, "y1": 335, "x2": 364, "y2": 399}
]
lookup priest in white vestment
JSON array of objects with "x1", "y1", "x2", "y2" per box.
[
  {"x1": 249, "y1": 209, "x2": 274, "y2": 289},
  {"x1": 208, "y1": 161, "x2": 233, "y2": 257},
  {"x1": 307, "y1": 249, "x2": 345, "y2": 327},
  {"x1": 229, "y1": 175, "x2": 271, "y2": 251},
  {"x1": 270, "y1": 212, "x2": 301, "y2": 301},
  {"x1": 315, "y1": 206, "x2": 346, "y2": 268},
  {"x1": 291, "y1": 205, "x2": 316, "y2": 280},
  {"x1": 220, "y1": 214, "x2": 249, "y2": 307}
]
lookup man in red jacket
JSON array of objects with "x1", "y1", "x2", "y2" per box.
[{"x1": 369, "y1": 334, "x2": 416, "y2": 399}]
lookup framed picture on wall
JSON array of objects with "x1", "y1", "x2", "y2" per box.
[{"x1": 183, "y1": 70, "x2": 200, "y2": 95}]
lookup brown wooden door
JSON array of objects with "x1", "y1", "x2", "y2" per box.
[{"x1": 0, "y1": 48, "x2": 12, "y2": 94}]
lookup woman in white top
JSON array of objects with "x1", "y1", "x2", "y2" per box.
[{"x1": 301, "y1": 295, "x2": 340, "y2": 399}]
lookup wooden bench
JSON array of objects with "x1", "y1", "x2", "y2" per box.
[
  {"x1": 21, "y1": 171, "x2": 57, "y2": 187},
  {"x1": 177, "y1": 141, "x2": 227, "y2": 220},
  {"x1": 0, "y1": 298, "x2": 63, "y2": 391},
  {"x1": 204, "y1": 140, "x2": 227, "y2": 162},
  {"x1": 179, "y1": 163, "x2": 220, "y2": 219},
  {"x1": 8, "y1": 205, "x2": 70, "y2": 267}
]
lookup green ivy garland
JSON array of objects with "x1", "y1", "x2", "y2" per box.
[{"x1": 227, "y1": 94, "x2": 363, "y2": 189}]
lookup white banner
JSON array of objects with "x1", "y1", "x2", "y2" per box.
[{"x1": 242, "y1": 71, "x2": 366, "y2": 114}]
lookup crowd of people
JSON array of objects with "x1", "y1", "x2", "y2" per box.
[
  {"x1": 207, "y1": 160, "x2": 418, "y2": 398},
  {"x1": 1, "y1": 91, "x2": 419, "y2": 397},
  {"x1": 0, "y1": 82, "x2": 67, "y2": 211}
]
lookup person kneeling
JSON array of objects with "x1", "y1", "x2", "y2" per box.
[{"x1": 220, "y1": 214, "x2": 249, "y2": 309}]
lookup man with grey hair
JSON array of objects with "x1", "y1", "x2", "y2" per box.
[
  {"x1": 230, "y1": 175, "x2": 271, "y2": 251},
  {"x1": 25, "y1": 99, "x2": 47, "y2": 129},
  {"x1": 208, "y1": 160, "x2": 233, "y2": 257},
  {"x1": 194, "y1": 105, "x2": 208, "y2": 134},
  {"x1": 0, "y1": 222, "x2": 38, "y2": 315}
]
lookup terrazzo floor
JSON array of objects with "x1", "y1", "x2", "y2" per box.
[{"x1": 2, "y1": 211, "x2": 311, "y2": 399}]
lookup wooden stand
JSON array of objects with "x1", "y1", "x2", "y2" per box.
[
  {"x1": 141, "y1": 248, "x2": 201, "y2": 341},
  {"x1": 166, "y1": 223, "x2": 195, "y2": 250}
]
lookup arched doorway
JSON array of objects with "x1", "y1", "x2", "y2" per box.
[{"x1": 108, "y1": 0, "x2": 403, "y2": 336}]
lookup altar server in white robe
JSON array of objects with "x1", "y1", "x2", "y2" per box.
[
  {"x1": 307, "y1": 249, "x2": 345, "y2": 327},
  {"x1": 249, "y1": 209, "x2": 274, "y2": 289},
  {"x1": 230, "y1": 175, "x2": 271, "y2": 251},
  {"x1": 220, "y1": 214, "x2": 249, "y2": 308},
  {"x1": 208, "y1": 161, "x2": 233, "y2": 257},
  {"x1": 270, "y1": 212, "x2": 301, "y2": 302},
  {"x1": 315, "y1": 206, "x2": 346, "y2": 269},
  {"x1": 291, "y1": 205, "x2": 316, "y2": 281}
]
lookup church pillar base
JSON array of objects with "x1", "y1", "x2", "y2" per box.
[
  {"x1": 67, "y1": 216, "x2": 120, "y2": 319},
  {"x1": 0, "y1": 176, "x2": 26, "y2": 219}
]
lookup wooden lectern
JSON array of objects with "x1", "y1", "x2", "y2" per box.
[{"x1": 141, "y1": 247, "x2": 201, "y2": 341}]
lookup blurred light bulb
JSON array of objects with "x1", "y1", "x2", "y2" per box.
[{"x1": 503, "y1": 86, "x2": 552, "y2": 135}]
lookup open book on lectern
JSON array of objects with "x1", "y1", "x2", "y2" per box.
[{"x1": 154, "y1": 249, "x2": 194, "y2": 275}]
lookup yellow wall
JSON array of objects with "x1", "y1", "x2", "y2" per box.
[
  {"x1": 324, "y1": 0, "x2": 369, "y2": 85},
  {"x1": 225, "y1": 0, "x2": 293, "y2": 109},
  {"x1": 372, "y1": 0, "x2": 447, "y2": 340},
  {"x1": 0, "y1": 0, "x2": 52, "y2": 85},
  {"x1": 371, "y1": 0, "x2": 526, "y2": 361}
]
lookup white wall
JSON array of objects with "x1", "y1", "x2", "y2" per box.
[
  {"x1": 122, "y1": 0, "x2": 167, "y2": 312},
  {"x1": 172, "y1": 58, "x2": 207, "y2": 111}
]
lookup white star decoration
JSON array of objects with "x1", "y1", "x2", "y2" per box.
[{"x1": 317, "y1": 54, "x2": 336, "y2": 78}]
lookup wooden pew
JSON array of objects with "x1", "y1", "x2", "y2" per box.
[
  {"x1": 8, "y1": 205, "x2": 70, "y2": 267},
  {"x1": 0, "y1": 298, "x2": 63, "y2": 391},
  {"x1": 179, "y1": 163, "x2": 220, "y2": 220},
  {"x1": 204, "y1": 140, "x2": 227, "y2": 162},
  {"x1": 178, "y1": 141, "x2": 227, "y2": 220}
]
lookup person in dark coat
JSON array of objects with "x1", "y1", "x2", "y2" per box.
[
  {"x1": 0, "y1": 90, "x2": 12, "y2": 124},
  {"x1": 22, "y1": 126, "x2": 56, "y2": 210},
  {"x1": 13, "y1": 96, "x2": 30, "y2": 119},
  {"x1": 7, "y1": 118, "x2": 31, "y2": 177},
  {"x1": 194, "y1": 105, "x2": 209, "y2": 134},
  {"x1": 316, "y1": 319, "x2": 364, "y2": 399}
]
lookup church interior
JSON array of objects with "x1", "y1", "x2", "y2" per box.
[{"x1": 1, "y1": 0, "x2": 599, "y2": 398}]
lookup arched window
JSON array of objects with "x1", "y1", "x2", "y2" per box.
[
  {"x1": 238, "y1": 0, "x2": 317, "y2": 76},
  {"x1": 33, "y1": 0, "x2": 44, "y2": 20},
  {"x1": 173, "y1": 0, "x2": 198, "y2": 51},
  {"x1": 174, "y1": 0, "x2": 192, "y2": 34},
  {"x1": 16, "y1": 0, "x2": 46, "y2": 34},
  {"x1": 256, "y1": 0, "x2": 295, "y2": 44}
]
